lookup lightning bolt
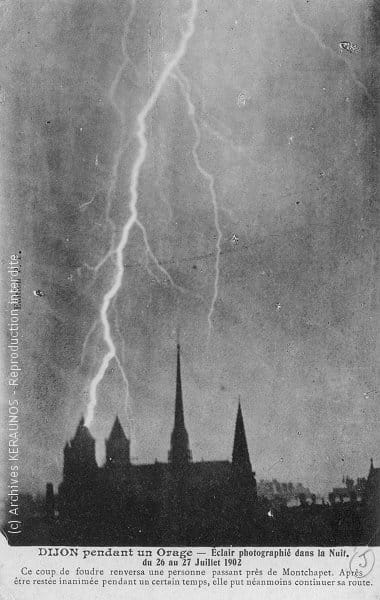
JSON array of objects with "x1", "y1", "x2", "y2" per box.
[
  {"x1": 79, "y1": 2, "x2": 137, "y2": 276},
  {"x1": 172, "y1": 76, "x2": 251, "y2": 266},
  {"x1": 290, "y1": 0, "x2": 373, "y2": 101},
  {"x1": 80, "y1": 319, "x2": 99, "y2": 367},
  {"x1": 190, "y1": 79, "x2": 252, "y2": 157},
  {"x1": 136, "y1": 219, "x2": 186, "y2": 290},
  {"x1": 171, "y1": 67, "x2": 222, "y2": 339},
  {"x1": 81, "y1": 0, "x2": 187, "y2": 285},
  {"x1": 85, "y1": 0, "x2": 199, "y2": 427},
  {"x1": 202, "y1": 118, "x2": 247, "y2": 156},
  {"x1": 79, "y1": 193, "x2": 97, "y2": 212},
  {"x1": 112, "y1": 300, "x2": 127, "y2": 364},
  {"x1": 108, "y1": 0, "x2": 137, "y2": 124},
  {"x1": 78, "y1": 2, "x2": 137, "y2": 395}
]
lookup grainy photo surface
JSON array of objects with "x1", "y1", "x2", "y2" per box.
[{"x1": 0, "y1": 0, "x2": 378, "y2": 571}]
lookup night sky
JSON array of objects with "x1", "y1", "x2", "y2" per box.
[{"x1": 0, "y1": 0, "x2": 377, "y2": 498}]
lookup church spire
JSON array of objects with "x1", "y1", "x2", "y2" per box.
[
  {"x1": 168, "y1": 343, "x2": 192, "y2": 466},
  {"x1": 106, "y1": 416, "x2": 130, "y2": 468},
  {"x1": 175, "y1": 343, "x2": 185, "y2": 429},
  {"x1": 62, "y1": 415, "x2": 97, "y2": 481},
  {"x1": 232, "y1": 400, "x2": 251, "y2": 470},
  {"x1": 109, "y1": 416, "x2": 126, "y2": 440},
  {"x1": 231, "y1": 400, "x2": 257, "y2": 501}
]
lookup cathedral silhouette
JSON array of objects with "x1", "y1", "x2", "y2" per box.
[
  {"x1": 36, "y1": 343, "x2": 378, "y2": 547},
  {"x1": 49, "y1": 344, "x2": 267, "y2": 546}
]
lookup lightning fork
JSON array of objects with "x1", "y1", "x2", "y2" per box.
[
  {"x1": 83, "y1": 1, "x2": 137, "y2": 275},
  {"x1": 85, "y1": 0, "x2": 199, "y2": 427},
  {"x1": 80, "y1": 319, "x2": 99, "y2": 367},
  {"x1": 171, "y1": 67, "x2": 222, "y2": 340},
  {"x1": 136, "y1": 218, "x2": 187, "y2": 291}
]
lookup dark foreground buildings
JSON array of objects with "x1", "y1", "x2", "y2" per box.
[
  {"x1": 6, "y1": 345, "x2": 379, "y2": 546},
  {"x1": 50, "y1": 344, "x2": 263, "y2": 546}
]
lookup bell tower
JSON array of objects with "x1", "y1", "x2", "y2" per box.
[
  {"x1": 105, "y1": 416, "x2": 130, "y2": 469},
  {"x1": 232, "y1": 400, "x2": 257, "y2": 499},
  {"x1": 168, "y1": 343, "x2": 192, "y2": 467}
]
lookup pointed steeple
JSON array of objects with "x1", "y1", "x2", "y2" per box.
[
  {"x1": 168, "y1": 343, "x2": 192, "y2": 466},
  {"x1": 232, "y1": 400, "x2": 251, "y2": 470},
  {"x1": 72, "y1": 414, "x2": 96, "y2": 446},
  {"x1": 231, "y1": 400, "x2": 257, "y2": 501},
  {"x1": 109, "y1": 416, "x2": 126, "y2": 440},
  {"x1": 106, "y1": 416, "x2": 130, "y2": 468},
  {"x1": 63, "y1": 415, "x2": 97, "y2": 479},
  {"x1": 75, "y1": 415, "x2": 85, "y2": 434},
  {"x1": 175, "y1": 343, "x2": 185, "y2": 429}
]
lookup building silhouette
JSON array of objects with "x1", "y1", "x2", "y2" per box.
[
  {"x1": 50, "y1": 344, "x2": 265, "y2": 545},
  {"x1": 361, "y1": 459, "x2": 380, "y2": 545},
  {"x1": 8, "y1": 343, "x2": 377, "y2": 547}
]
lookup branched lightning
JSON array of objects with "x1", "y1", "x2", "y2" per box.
[
  {"x1": 136, "y1": 218, "x2": 186, "y2": 291},
  {"x1": 80, "y1": 2, "x2": 137, "y2": 275},
  {"x1": 80, "y1": 319, "x2": 99, "y2": 367},
  {"x1": 290, "y1": 0, "x2": 373, "y2": 101},
  {"x1": 182, "y1": 83, "x2": 246, "y2": 224},
  {"x1": 112, "y1": 300, "x2": 127, "y2": 364},
  {"x1": 79, "y1": 193, "x2": 97, "y2": 211},
  {"x1": 142, "y1": 245, "x2": 161, "y2": 283},
  {"x1": 202, "y1": 119, "x2": 247, "y2": 155},
  {"x1": 85, "y1": 0, "x2": 199, "y2": 426},
  {"x1": 82, "y1": 0, "x2": 186, "y2": 283},
  {"x1": 190, "y1": 79, "x2": 251, "y2": 157},
  {"x1": 171, "y1": 68, "x2": 222, "y2": 339},
  {"x1": 78, "y1": 2, "x2": 137, "y2": 382},
  {"x1": 111, "y1": 299, "x2": 135, "y2": 436},
  {"x1": 109, "y1": 0, "x2": 137, "y2": 124}
]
